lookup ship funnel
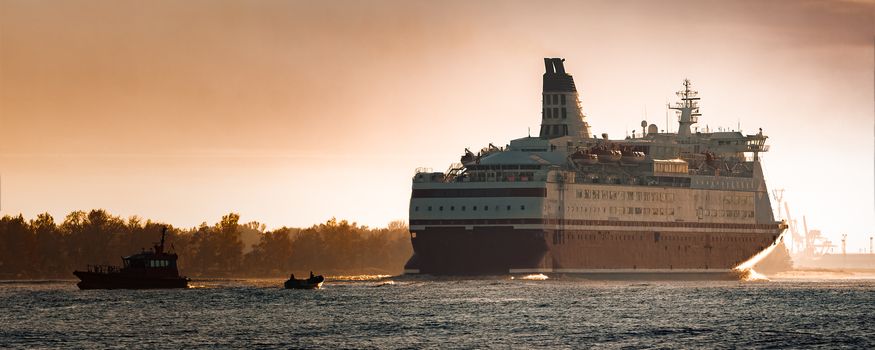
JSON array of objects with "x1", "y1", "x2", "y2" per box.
[
  {"x1": 554, "y1": 59, "x2": 566, "y2": 74},
  {"x1": 539, "y1": 58, "x2": 591, "y2": 140}
]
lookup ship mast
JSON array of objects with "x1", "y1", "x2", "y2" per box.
[
  {"x1": 668, "y1": 79, "x2": 701, "y2": 137},
  {"x1": 156, "y1": 226, "x2": 167, "y2": 255}
]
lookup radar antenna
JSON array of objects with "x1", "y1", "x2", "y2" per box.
[{"x1": 668, "y1": 78, "x2": 701, "y2": 137}]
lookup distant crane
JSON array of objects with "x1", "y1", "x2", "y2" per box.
[
  {"x1": 841, "y1": 234, "x2": 847, "y2": 256},
  {"x1": 772, "y1": 188, "x2": 784, "y2": 220},
  {"x1": 801, "y1": 216, "x2": 834, "y2": 256},
  {"x1": 784, "y1": 202, "x2": 802, "y2": 254}
]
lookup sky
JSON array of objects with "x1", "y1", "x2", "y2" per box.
[{"x1": 1, "y1": 0, "x2": 873, "y2": 250}]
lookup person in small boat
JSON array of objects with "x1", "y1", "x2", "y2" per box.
[
  {"x1": 290, "y1": 274, "x2": 295, "y2": 280},
  {"x1": 309, "y1": 271, "x2": 314, "y2": 279}
]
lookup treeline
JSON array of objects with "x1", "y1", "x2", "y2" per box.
[{"x1": 0, "y1": 210, "x2": 412, "y2": 279}]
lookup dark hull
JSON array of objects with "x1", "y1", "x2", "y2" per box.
[
  {"x1": 73, "y1": 271, "x2": 189, "y2": 290},
  {"x1": 284, "y1": 277, "x2": 324, "y2": 289},
  {"x1": 406, "y1": 226, "x2": 549, "y2": 275},
  {"x1": 406, "y1": 226, "x2": 783, "y2": 277}
]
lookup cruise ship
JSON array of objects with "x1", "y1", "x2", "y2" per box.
[{"x1": 405, "y1": 58, "x2": 786, "y2": 277}]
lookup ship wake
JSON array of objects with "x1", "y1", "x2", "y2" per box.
[
  {"x1": 514, "y1": 274, "x2": 549, "y2": 281},
  {"x1": 733, "y1": 231, "x2": 786, "y2": 282}
]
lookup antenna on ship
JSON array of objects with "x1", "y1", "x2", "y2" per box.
[
  {"x1": 664, "y1": 98, "x2": 670, "y2": 134},
  {"x1": 668, "y1": 79, "x2": 700, "y2": 137}
]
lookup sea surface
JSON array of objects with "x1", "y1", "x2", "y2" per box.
[{"x1": 1, "y1": 275, "x2": 873, "y2": 348}]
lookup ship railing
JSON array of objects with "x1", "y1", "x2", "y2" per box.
[{"x1": 87, "y1": 264, "x2": 121, "y2": 274}]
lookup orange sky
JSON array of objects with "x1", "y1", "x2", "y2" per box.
[{"x1": 1, "y1": 0, "x2": 873, "y2": 250}]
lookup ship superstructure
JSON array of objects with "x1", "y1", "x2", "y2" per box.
[{"x1": 405, "y1": 58, "x2": 785, "y2": 276}]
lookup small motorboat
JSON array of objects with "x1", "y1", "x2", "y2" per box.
[{"x1": 284, "y1": 273, "x2": 325, "y2": 289}]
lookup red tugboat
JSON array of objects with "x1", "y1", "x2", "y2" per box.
[{"x1": 73, "y1": 227, "x2": 189, "y2": 289}]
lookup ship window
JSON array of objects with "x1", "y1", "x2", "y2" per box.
[
  {"x1": 450, "y1": 206, "x2": 455, "y2": 211},
  {"x1": 472, "y1": 206, "x2": 477, "y2": 211},
  {"x1": 553, "y1": 108, "x2": 559, "y2": 119},
  {"x1": 553, "y1": 95, "x2": 559, "y2": 104},
  {"x1": 439, "y1": 206, "x2": 444, "y2": 211},
  {"x1": 507, "y1": 205, "x2": 512, "y2": 210},
  {"x1": 428, "y1": 206, "x2": 432, "y2": 211},
  {"x1": 546, "y1": 108, "x2": 552, "y2": 118},
  {"x1": 415, "y1": 206, "x2": 419, "y2": 212},
  {"x1": 562, "y1": 108, "x2": 567, "y2": 119},
  {"x1": 561, "y1": 94, "x2": 566, "y2": 105},
  {"x1": 521, "y1": 205, "x2": 526, "y2": 210},
  {"x1": 461, "y1": 206, "x2": 466, "y2": 211},
  {"x1": 484, "y1": 205, "x2": 488, "y2": 211}
]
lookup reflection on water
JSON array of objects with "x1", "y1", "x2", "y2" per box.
[{"x1": 1, "y1": 277, "x2": 873, "y2": 348}]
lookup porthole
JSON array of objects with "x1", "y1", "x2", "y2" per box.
[
  {"x1": 450, "y1": 206, "x2": 455, "y2": 211},
  {"x1": 439, "y1": 206, "x2": 444, "y2": 211}
]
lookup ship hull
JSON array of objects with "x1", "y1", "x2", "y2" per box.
[
  {"x1": 73, "y1": 271, "x2": 189, "y2": 290},
  {"x1": 405, "y1": 225, "x2": 783, "y2": 278},
  {"x1": 406, "y1": 226, "x2": 549, "y2": 275}
]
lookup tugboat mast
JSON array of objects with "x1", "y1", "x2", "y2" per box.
[{"x1": 157, "y1": 226, "x2": 167, "y2": 255}]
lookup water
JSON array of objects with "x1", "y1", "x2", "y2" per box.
[{"x1": 1, "y1": 276, "x2": 874, "y2": 348}]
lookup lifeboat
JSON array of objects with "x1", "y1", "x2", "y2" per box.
[
  {"x1": 595, "y1": 149, "x2": 622, "y2": 163},
  {"x1": 460, "y1": 148, "x2": 477, "y2": 165},
  {"x1": 569, "y1": 150, "x2": 598, "y2": 165},
  {"x1": 621, "y1": 150, "x2": 646, "y2": 163}
]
